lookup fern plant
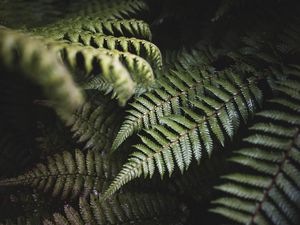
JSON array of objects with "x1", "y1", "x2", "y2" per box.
[
  {"x1": 0, "y1": 0, "x2": 300, "y2": 225},
  {"x1": 44, "y1": 193, "x2": 187, "y2": 225},
  {"x1": 0, "y1": 149, "x2": 121, "y2": 200},
  {"x1": 211, "y1": 77, "x2": 300, "y2": 225}
]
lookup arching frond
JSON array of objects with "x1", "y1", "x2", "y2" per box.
[
  {"x1": 44, "y1": 193, "x2": 187, "y2": 225},
  {"x1": 61, "y1": 32, "x2": 162, "y2": 69},
  {"x1": 0, "y1": 27, "x2": 84, "y2": 116},
  {"x1": 32, "y1": 19, "x2": 152, "y2": 41},
  {"x1": 104, "y1": 70, "x2": 263, "y2": 199},
  {"x1": 47, "y1": 42, "x2": 137, "y2": 104},
  {"x1": 47, "y1": 41, "x2": 154, "y2": 100},
  {"x1": 211, "y1": 78, "x2": 300, "y2": 225},
  {"x1": 0, "y1": 0, "x2": 65, "y2": 28},
  {"x1": 0, "y1": 149, "x2": 121, "y2": 200}
]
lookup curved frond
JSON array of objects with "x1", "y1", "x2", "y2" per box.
[
  {"x1": 0, "y1": 27, "x2": 84, "y2": 116},
  {"x1": 0, "y1": 149, "x2": 121, "y2": 200},
  {"x1": 47, "y1": 42, "x2": 140, "y2": 105},
  {"x1": 44, "y1": 193, "x2": 187, "y2": 225},
  {"x1": 104, "y1": 70, "x2": 263, "y2": 199},
  {"x1": 61, "y1": 32, "x2": 162, "y2": 69},
  {"x1": 211, "y1": 78, "x2": 300, "y2": 225},
  {"x1": 48, "y1": 41, "x2": 154, "y2": 98},
  {"x1": 32, "y1": 19, "x2": 152, "y2": 41}
]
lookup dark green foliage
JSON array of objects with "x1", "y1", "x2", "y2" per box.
[
  {"x1": 0, "y1": 149, "x2": 121, "y2": 200},
  {"x1": 211, "y1": 77, "x2": 300, "y2": 224},
  {"x1": 44, "y1": 193, "x2": 187, "y2": 225},
  {"x1": 65, "y1": 94, "x2": 123, "y2": 152},
  {"x1": 0, "y1": 27, "x2": 84, "y2": 117},
  {"x1": 104, "y1": 67, "x2": 263, "y2": 198},
  {"x1": 1, "y1": 0, "x2": 300, "y2": 225}
]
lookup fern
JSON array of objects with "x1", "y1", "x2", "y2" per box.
[
  {"x1": 0, "y1": 149, "x2": 121, "y2": 200},
  {"x1": 1, "y1": 1, "x2": 300, "y2": 224},
  {"x1": 32, "y1": 19, "x2": 152, "y2": 42},
  {"x1": 104, "y1": 69, "x2": 263, "y2": 199},
  {"x1": 61, "y1": 32, "x2": 162, "y2": 69},
  {"x1": 66, "y1": 95, "x2": 123, "y2": 152},
  {"x1": 44, "y1": 193, "x2": 187, "y2": 225},
  {"x1": 0, "y1": 27, "x2": 84, "y2": 116},
  {"x1": 112, "y1": 66, "x2": 217, "y2": 151},
  {"x1": 46, "y1": 42, "x2": 139, "y2": 104},
  {"x1": 211, "y1": 77, "x2": 300, "y2": 225},
  {"x1": 47, "y1": 41, "x2": 155, "y2": 98}
]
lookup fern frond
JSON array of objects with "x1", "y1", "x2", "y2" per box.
[
  {"x1": 211, "y1": 78, "x2": 300, "y2": 225},
  {"x1": 66, "y1": 96, "x2": 123, "y2": 152},
  {"x1": 44, "y1": 193, "x2": 186, "y2": 225},
  {"x1": 112, "y1": 67, "x2": 261, "y2": 151},
  {"x1": 61, "y1": 32, "x2": 162, "y2": 69},
  {"x1": 47, "y1": 41, "x2": 142, "y2": 105},
  {"x1": 48, "y1": 41, "x2": 154, "y2": 98},
  {"x1": 0, "y1": 27, "x2": 84, "y2": 116},
  {"x1": 112, "y1": 66, "x2": 217, "y2": 151},
  {"x1": 104, "y1": 71, "x2": 263, "y2": 199},
  {"x1": 32, "y1": 19, "x2": 152, "y2": 42},
  {"x1": 0, "y1": 149, "x2": 121, "y2": 200}
]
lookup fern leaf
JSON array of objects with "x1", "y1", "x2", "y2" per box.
[
  {"x1": 47, "y1": 42, "x2": 144, "y2": 105},
  {"x1": 0, "y1": 149, "x2": 121, "y2": 200},
  {"x1": 32, "y1": 19, "x2": 152, "y2": 42},
  {"x1": 48, "y1": 41, "x2": 154, "y2": 94},
  {"x1": 66, "y1": 95, "x2": 123, "y2": 152},
  {"x1": 211, "y1": 78, "x2": 300, "y2": 225},
  {"x1": 112, "y1": 66, "x2": 217, "y2": 151},
  {"x1": 104, "y1": 72, "x2": 263, "y2": 199},
  {"x1": 44, "y1": 193, "x2": 186, "y2": 225},
  {"x1": 61, "y1": 32, "x2": 162, "y2": 69},
  {"x1": 0, "y1": 27, "x2": 84, "y2": 116}
]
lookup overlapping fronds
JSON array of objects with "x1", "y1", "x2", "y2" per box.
[
  {"x1": 211, "y1": 77, "x2": 300, "y2": 225},
  {"x1": 104, "y1": 69, "x2": 263, "y2": 199},
  {"x1": 46, "y1": 40, "x2": 155, "y2": 103},
  {"x1": 0, "y1": 149, "x2": 121, "y2": 200},
  {"x1": 44, "y1": 193, "x2": 187, "y2": 225},
  {"x1": 66, "y1": 95, "x2": 123, "y2": 152},
  {"x1": 0, "y1": 27, "x2": 84, "y2": 116}
]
